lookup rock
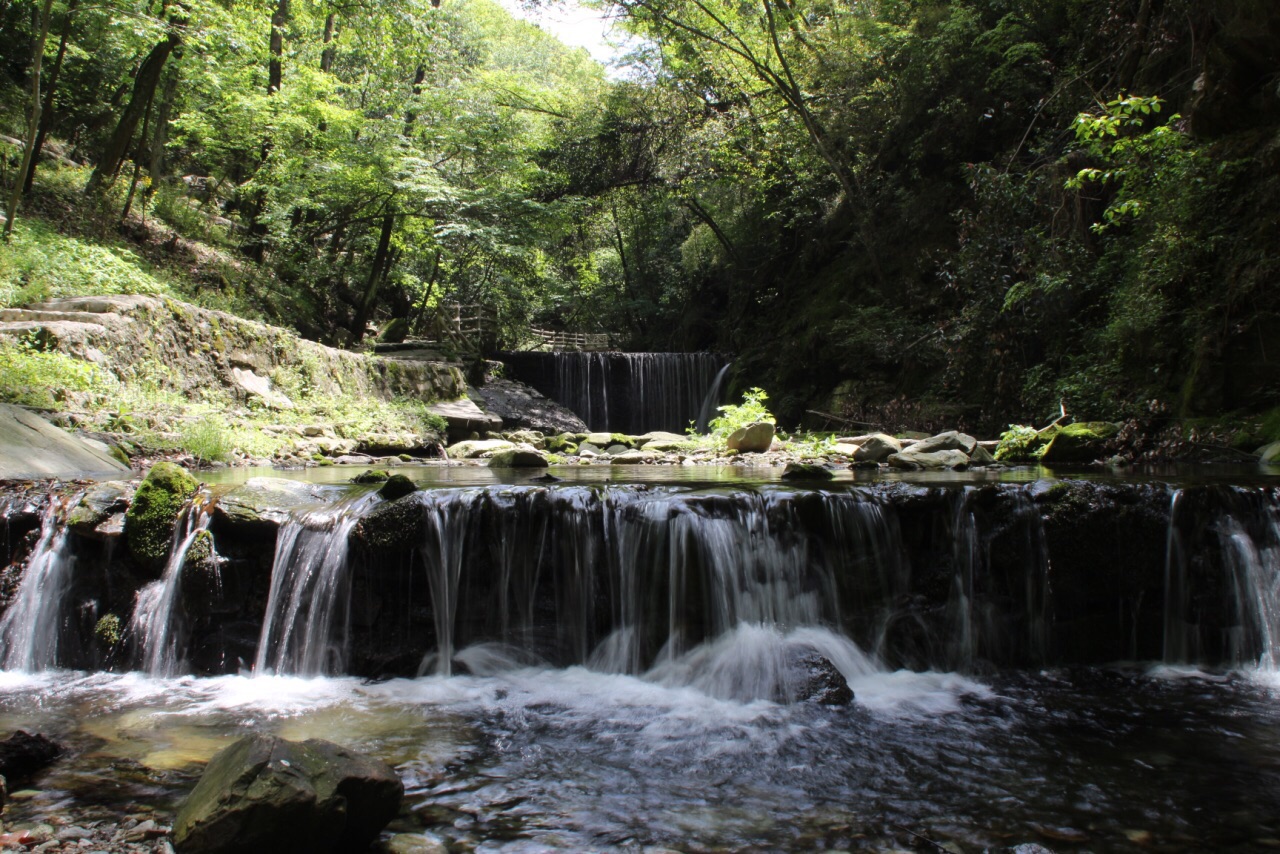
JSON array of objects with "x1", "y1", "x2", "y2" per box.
[
  {"x1": 172, "y1": 735, "x2": 403, "y2": 854},
  {"x1": 66, "y1": 481, "x2": 134, "y2": 537},
  {"x1": 780, "y1": 463, "x2": 835, "y2": 480},
  {"x1": 0, "y1": 732, "x2": 63, "y2": 784},
  {"x1": 887, "y1": 449, "x2": 970, "y2": 470},
  {"x1": 1038, "y1": 422, "x2": 1121, "y2": 464},
  {"x1": 212, "y1": 478, "x2": 328, "y2": 533},
  {"x1": 230, "y1": 367, "x2": 294, "y2": 410},
  {"x1": 612, "y1": 450, "x2": 659, "y2": 465},
  {"x1": 350, "y1": 470, "x2": 389, "y2": 484},
  {"x1": 445, "y1": 439, "x2": 514, "y2": 460},
  {"x1": 726, "y1": 422, "x2": 775, "y2": 453},
  {"x1": 968, "y1": 444, "x2": 997, "y2": 465},
  {"x1": 469, "y1": 377, "x2": 588, "y2": 436},
  {"x1": 378, "y1": 475, "x2": 417, "y2": 501},
  {"x1": 604, "y1": 444, "x2": 630, "y2": 456},
  {"x1": 1261, "y1": 441, "x2": 1280, "y2": 465},
  {"x1": 126, "y1": 463, "x2": 200, "y2": 574},
  {"x1": 354, "y1": 493, "x2": 424, "y2": 551},
  {"x1": 829, "y1": 443, "x2": 860, "y2": 456},
  {"x1": 503, "y1": 430, "x2": 545, "y2": 449},
  {"x1": 376, "y1": 318, "x2": 409, "y2": 344},
  {"x1": 635, "y1": 431, "x2": 686, "y2": 446},
  {"x1": 852, "y1": 433, "x2": 902, "y2": 463},
  {"x1": 382, "y1": 833, "x2": 448, "y2": 854},
  {"x1": 0, "y1": 403, "x2": 131, "y2": 480},
  {"x1": 906, "y1": 430, "x2": 978, "y2": 455},
  {"x1": 584, "y1": 432, "x2": 617, "y2": 448},
  {"x1": 426, "y1": 397, "x2": 502, "y2": 443},
  {"x1": 640, "y1": 439, "x2": 686, "y2": 452},
  {"x1": 577, "y1": 442, "x2": 603, "y2": 457},
  {"x1": 486, "y1": 448, "x2": 549, "y2": 468},
  {"x1": 787, "y1": 651, "x2": 853, "y2": 705}
]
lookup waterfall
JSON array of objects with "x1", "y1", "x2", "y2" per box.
[
  {"x1": 497, "y1": 352, "x2": 729, "y2": 433},
  {"x1": 1163, "y1": 486, "x2": 1280, "y2": 669},
  {"x1": 695, "y1": 361, "x2": 733, "y2": 433},
  {"x1": 0, "y1": 495, "x2": 77, "y2": 671},
  {"x1": 254, "y1": 492, "x2": 380, "y2": 676},
  {"x1": 131, "y1": 499, "x2": 213, "y2": 677}
]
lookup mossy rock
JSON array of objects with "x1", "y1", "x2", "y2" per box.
[
  {"x1": 780, "y1": 462, "x2": 835, "y2": 480},
  {"x1": 355, "y1": 492, "x2": 424, "y2": 551},
  {"x1": 126, "y1": 462, "x2": 199, "y2": 574},
  {"x1": 350, "y1": 469, "x2": 390, "y2": 484},
  {"x1": 486, "y1": 448, "x2": 549, "y2": 468},
  {"x1": 378, "y1": 474, "x2": 417, "y2": 500},
  {"x1": 1039, "y1": 422, "x2": 1121, "y2": 464}
]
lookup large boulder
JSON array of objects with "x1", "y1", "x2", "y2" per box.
[
  {"x1": 212, "y1": 478, "x2": 328, "y2": 533},
  {"x1": 726, "y1": 422, "x2": 775, "y2": 453},
  {"x1": 851, "y1": 433, "x2": 902, "y2": 463},
  {"x1": 0, "y1": 403, "x2": 131, "y2": 480},
  {"x1": 780, "y1": 462, "x2": 835, "y2": 480},
  {"x1": 1038, "y1": 422, "x2": 1120, "y2": 464},
  {"x1": 786, "y1": 651, "x2": 853, "y2": 705},
  {"x1": 126, "y1": 462, "x2": 200, "y2": 573},
  {"x1": 173, "y1": 735, "x2": 403, "y2": 854},
  {"x1": 903, "y1": 430, "x2": 977, "y2": 455},
  {"x1": 887, "y1": 449, "x2": 970, "y2": 470},
  {"x1": 486, "y1": 447, "x2": 549, "y2": 468}
]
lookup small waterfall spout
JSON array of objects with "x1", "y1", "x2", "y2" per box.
[
  {"x1": 0, "y1": 495, "x2": 77, "y2": 671},
  {"x1": 254, "y1": 492, "x2": 380, "y2": 676},
  {"x1": 695, "y1": 361, "x2": 733, "y2": 434},
  {"x1": 132, "y1": 497, "x2": 214, "y2": 677}
]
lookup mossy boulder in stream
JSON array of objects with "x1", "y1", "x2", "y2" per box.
[
  {"x1": 126, "y1": 462, "x2": 199, "y2": 574},
  {"x1": 378, "y1": 474, "x2": 417, "y2": 500},
  {"x1": 173, "y1": 734, "x2": 403, "y2": 854},
  {"x1": 1039, "y1": 422, "x2": 1120, "y2": 464}
]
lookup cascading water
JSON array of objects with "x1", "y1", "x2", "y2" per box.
[
  {"x1": 695, "y1": 361, "x2": 733, "y2": 433},
  {"x1": 131, "y1": 498, "x2": 213, "y2": 677},
  {"x1": 0, "y1": 495, "x2": 77, "y2": 671},
  {"x1": 497, "y1": 352, "x2": 730, "y2": 433},
  {"x1": 254, "y1": 491, "x2": 381, "y2": 676},
  {"x1": 1163, "y1": 486, "x2": 1280, "y2": 669}
]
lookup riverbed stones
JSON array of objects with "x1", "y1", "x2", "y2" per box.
[
  {"x1": 0, "y1": 403, "x2": 131, "y2": 480},
  {"x1": 445, "y1": 439, "x2": 514, "y2": 459},
  {"x1": 126, "y1": 462, "x2": 200, "y2": 574},
  {"x1": 852, "y1": 433, "x2": 902, "y2": 463},
  {"x1": 726, "y1": 422, "x2": 775, "y2": 453},
  {"x1": 887, "y1": 449, "x2": 970, "y2": 470},
  {"x1": 173, "y1": 734, "x2": 403, "y2": 854}
]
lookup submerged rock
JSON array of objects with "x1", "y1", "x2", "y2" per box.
[
  {"x1": 173, "y1": 734, "x2": 403, "y2": 854},
  {"x1": 0, "y1": 731, "x2": 63, "y2": 784},
  {"x1": 126, "y1": 462, "x2": 200, "y2": 574},
  {"x1": 726, "y1": 422, "x2": 775, "y2": 453}
]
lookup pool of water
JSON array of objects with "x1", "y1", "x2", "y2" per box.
[{"x1": 2, "y1": 659, "x2": 1280, "y2": 851}]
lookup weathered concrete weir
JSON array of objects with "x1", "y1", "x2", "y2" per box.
[
  {"x1": 1, "y1": 479, "x2": 1277, "y2": 682},
  {"x1": 495, "y1": 352, "x2": 730, "y2": 433}
]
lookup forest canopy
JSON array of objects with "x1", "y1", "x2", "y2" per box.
[{"x1": 2, "y1": 0, "x2": 1278, "y2": 431}]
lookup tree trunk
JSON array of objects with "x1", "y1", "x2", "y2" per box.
[
  {"x1": 352, "y1": 212, "x2": 396, "y2": 339},
  {"x1": 146, "y1": 55, "x2": 182, "y2": 199},
  {"x1": 3, "y1": 0, "x2": 55, "y2": 241},
  {"x1": 85, "y1": 30, "x2": 181, "y2": 196},
  {"x1": 22, "y1": 0, "x2": 77, "y2": 195},
  {"x1": 320, "y1": 12, "x2": 336, "y2": 72},
  {"x1": 268, "y1": 0, "x2": 289, "y2": 94}
]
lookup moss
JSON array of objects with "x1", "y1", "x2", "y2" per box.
[
  {"x1": 351, "y1": 469, "x2": 389, "y2": 484},
  {"x1": 95, "y1": 613, "x2": 122, "y2": 647},
  {"x1": 378, "y1": 474, "x2": 417, "y2": 500},
  {"x1": 125, "y1": 462, "x2": 199, "y2": 572},
  {"x1": 1039, "y1": 422, "x2": 1121, "y2": 464}
]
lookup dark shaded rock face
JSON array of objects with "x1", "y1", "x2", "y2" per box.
[
  {"x1": 173, "y1": 735, "x2": 403, "y2": 854},
  {"x1": 787, "y1": 651, "x2": 853, "y2": 705},
  {"x1": 471, "y1": 376, "x2": 588, "y2": 435},
  {"x1": 0, "y1": 731, "x2": 64, "y2": 783}
]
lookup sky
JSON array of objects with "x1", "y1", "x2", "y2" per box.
[{"x1": 496, "y1": 0, "x2": 638, "y2": 71}]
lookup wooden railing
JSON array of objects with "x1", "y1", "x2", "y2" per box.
[{"x1": 523, "y1": 327, "x2": 614, "y2": 352}]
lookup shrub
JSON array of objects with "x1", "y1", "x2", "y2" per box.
[{"x1": 709, "y1": 387, "x2": 775, "y2": 438}]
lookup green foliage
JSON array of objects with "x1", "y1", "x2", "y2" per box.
[
  {"x1": 94, "y1": 614, "x2": 123, "y2": 647},
  {"x1": 709, "y1": 388, "x2": 775, "y2": 438},
  {"x1": 179, "y1": 416, "x2": 235, "y2": 465},
  {"x1": 0, "y1": 220, "x2": 168, "y2": 308},
  {"x1": 0, "y1": 334, "x2": 102, "y2": 408},
  {"x1": 994, "y1": 424, "x2": 1048, "y2": 462}
]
